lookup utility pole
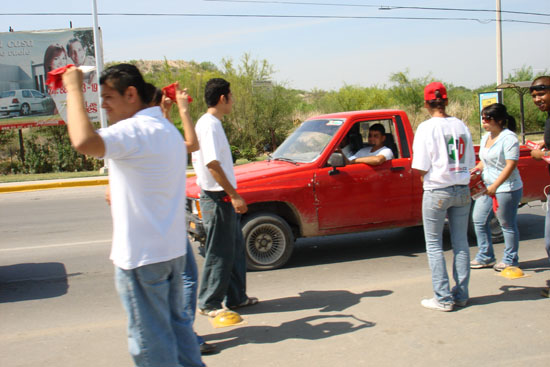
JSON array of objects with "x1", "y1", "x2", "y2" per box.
[{"x1": 496, "y1": 0, "x2": 503, "y2": 87}]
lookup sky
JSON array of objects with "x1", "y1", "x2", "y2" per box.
[{"x1": 1, "y1": 0, "x2": 549, "y2": 91}]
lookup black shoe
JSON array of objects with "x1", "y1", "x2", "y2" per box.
[{"x1": 200, "y1": 342, "x2": 216, "y2": 355}]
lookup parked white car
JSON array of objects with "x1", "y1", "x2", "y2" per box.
[{"x1": 0, "y1": 89, "x2": 55, "y2": 117}]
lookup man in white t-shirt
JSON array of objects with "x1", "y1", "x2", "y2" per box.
[
  {"x1": 61, "y1": 64, "x2": 204, "y2": 367},
  {"x1": 192, "y1": 78, "x2": 258, "y2": 317},
  {"x1": 346, "y1": 123, "x2": 394, "y2": 166},
  {"x1": 412, "y1": 82, "x2": 475, "y2": 313}
]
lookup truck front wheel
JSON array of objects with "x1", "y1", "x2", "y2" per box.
[{"x1": 242, "y1": 213, "x2": 294, "y2": 271}]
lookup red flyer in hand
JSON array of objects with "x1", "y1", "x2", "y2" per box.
[
  {"x1": 526, "y1": 140, "x2": 550, "y2": 164},
  {"x1": 469, "y1": 168, "x2": 487, "y2": 199},
  {"x1": 162, "y1": 83, "x2": 192, "y2": 103},
  {"x1": 46, "y1": 64, "x2": 75, "y2": 90}
]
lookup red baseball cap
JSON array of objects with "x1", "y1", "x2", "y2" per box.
[{"x1": 424, "y1": 82, "x2": 447, "y2": 101}]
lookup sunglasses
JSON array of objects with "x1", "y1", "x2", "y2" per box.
[
  {"x1": 530, "y1": 85, "x2": 550, "y2": 93},
  {"x1": 481, "y1": 115, "x2": 494, "y2": 121}
]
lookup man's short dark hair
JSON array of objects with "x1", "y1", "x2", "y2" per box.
[
  {"x1": 204, "y1": 78, "x2": 230, "y2": 108},
  {"x1": 100, "y1": 63, "x2": 153, "y2": 105},
  {"x1": 66, "y1": 38, "x2": 80, "y2": 54},
  {"x1": 369, "y1": 123, "x2": 386, "y2": 135}
]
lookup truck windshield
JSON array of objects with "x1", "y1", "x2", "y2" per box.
[{"x1": 271, "y1": 119, "x2": 344, "y2": 163}]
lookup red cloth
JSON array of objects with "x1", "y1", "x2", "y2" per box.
[
  {"x1": 492, "y1": 196, "x2": 499, "y2": 213},
  {"x1": 162, "y1": 83, "x2": 193, "y2": 103},
  {"x1": 46, "y1": 64, "x2": 75, "y2": 90}
]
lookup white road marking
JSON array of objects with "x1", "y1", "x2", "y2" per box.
[{"x1": 0, "y1": 239, "x2": 111, "y2": 252}]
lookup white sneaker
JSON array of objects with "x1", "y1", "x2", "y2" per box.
[{"x1": 421, "y1": 298, "x2": 453, "y2": 312}]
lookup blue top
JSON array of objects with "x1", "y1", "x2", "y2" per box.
[{"x1": 479, "y1": 128, "x2": 523, "y2": 193}]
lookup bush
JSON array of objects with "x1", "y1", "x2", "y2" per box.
[
  {"x1": 23, "y1": 135, "x2": 53, "y2": 173},
  {"x1": 0, "y1": 160, "x2": 24, "y2": 175}
]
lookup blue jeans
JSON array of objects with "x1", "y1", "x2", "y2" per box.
[
  {"x1": 182, "y1": 239, "x2": 205, "y2": 345},
  {"x1": 473, "y1": 188, "x2": 522, "y2": 265},
  {"x1": 115, "y1": 256, "x2": 204, "y2": 367},
  {"x1": 422, "y1": 185, "x2": 471, "y2": 305},
  {"x1": 198, "y1": 190, "x2": 247, "y2": 310}
]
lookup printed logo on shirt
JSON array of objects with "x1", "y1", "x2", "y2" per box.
[{"x1": 446, "y1": 134, "x2": 467, "y2": 163}]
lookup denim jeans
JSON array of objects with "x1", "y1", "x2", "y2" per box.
[
  {"x1": 422, "y1": 185, "x2": 471, "y2": 305},
  {"x1": 198, "y1": 190, "x2": 247, "y2": 310},
  {"x1": 472, "y1": 188, "x2": 522, "y2": 265},
  {"x1": 115, "y1": 256, "x2": 204, "y2": 367},
  {"x1": 182, "y1": 239, "x2": 204, "y2": 345}
]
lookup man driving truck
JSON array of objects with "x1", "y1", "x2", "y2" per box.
[{"x1": 343, "y1": 123, "x2": 394, "y2": 166}]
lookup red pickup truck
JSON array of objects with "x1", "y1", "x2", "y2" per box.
[{"x1": 186, "y1": 109, "x2": 548, "y2": 270}]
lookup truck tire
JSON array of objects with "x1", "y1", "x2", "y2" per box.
[{"x1": 242, "y1": 213, "x2": 294, "y2": 271}]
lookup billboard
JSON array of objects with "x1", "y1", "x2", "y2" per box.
[{"x1": 0, "y1": 28, "x2": 100, "y2": 130}]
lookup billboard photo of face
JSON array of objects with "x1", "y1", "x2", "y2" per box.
[{"x1": 0, "y1": 28, "x2": 100, "y2": 130}]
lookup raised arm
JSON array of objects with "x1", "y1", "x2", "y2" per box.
[
  {"x1": 175, "y1": 86, "x2": 199, "y2": 153},
  {"x1": 62, "y1": 67, "x2": 105, "y2": 157}
]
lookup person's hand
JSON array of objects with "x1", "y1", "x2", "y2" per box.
[
  {"x1": 230, "y1": 194, "x2": 248, "y2": 214},
  {"x1": 531, "y1": 149, "x2": 545, "y2": 160},
  {"x1": 105, "y1": 186, "x2": 111, "y2": 206},
  {"x1": 176, "y1": 85, "x2": 191, "y2": 110},
  {"x1": 160, "y1": 95, "x2": 174, "y2": 118},
  {"x1": 61, "y1": 66, "x2": 83, "y2": 92},
  {"x1": 486, "y1": 184, "x2": 497, "y2": 196}
]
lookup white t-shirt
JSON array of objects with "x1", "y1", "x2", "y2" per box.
[
  {"x1": 192, "y1": 113, "x2": 237, "y2": 191},
  {"x1": 350, "y1": 146, "x2": 394, "y2": 161},
  {"x1": 98, "y1": 106, "x2": 188, "y2": 270},
  {"x1": 412, "y1": 116, "x2": 475, "y2": 190}
]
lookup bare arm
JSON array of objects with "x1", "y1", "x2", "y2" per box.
[
  {"x1": 530, "y1": 140, "x2": 547, "y2": 160},
  {"x1": 62, "y1": 67, "x2": 105, "y2": 157},
  {"x1": 175, "y1": 87, "x2": 199, "y2": 153},
  {"x1": 206, "y1": 160, "x2": 248, "y2": 214},
  {"x1": 352, "y1": 155, "x2": 387, "y2": 166}
]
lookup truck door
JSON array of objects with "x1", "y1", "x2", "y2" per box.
[{"x1": 314, "y1": 117, "x2": 415, "y2": 230}]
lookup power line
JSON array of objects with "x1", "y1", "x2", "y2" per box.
[
  {"x1": 1, "y1": 13, "x2": 549, "y2": 25},
  {"x1": 204, "y1": 0, "x2": 550, "y2": 18}
]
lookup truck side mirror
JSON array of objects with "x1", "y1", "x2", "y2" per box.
[{"x1": 327, "y1": 152, "x2": 345, "y2": 175}]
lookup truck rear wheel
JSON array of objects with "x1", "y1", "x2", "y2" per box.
[{"x1": 242, "y1": 213, "x2": 294, "y2": 271}]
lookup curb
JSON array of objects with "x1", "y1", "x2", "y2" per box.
[
  {"x1": 0, "y1": 178, "x2": 109, "y2": 193},
  {"x1": 0, "y1": 172, "x2": 195, "y2": 194}
]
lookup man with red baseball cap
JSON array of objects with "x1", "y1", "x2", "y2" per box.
[{"x1": 412, "y1": 82, "x2": 476, "y2": 311}]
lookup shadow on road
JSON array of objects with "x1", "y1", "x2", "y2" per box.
[
  {"x1": 0, "y1": 262, "x2": 70, "y2": 302},
  {"x1": 283, "y1": 211, "x2": 544, "y2": 270},
  {"x1": 204, "y1": 314, "x2": 375, "y2": 350},
  {"x1": 469, "y1": 284, "x2": 549, "y2": 306},
  {"x1": 237, "y1": 289, "x2": 393, "y2": 316},
  {"x1": 287, "y1": 227, "x2": 427, "y2": 270},
  {"x1": 519, "y1": 257, "x2": 550, "y2": 273}
]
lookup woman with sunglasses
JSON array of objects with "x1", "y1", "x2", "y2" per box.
[{"x1": 471, "y1": 103, "x2": 523, "y2": 271}]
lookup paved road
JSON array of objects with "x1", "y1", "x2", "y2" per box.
[{"x1": 1, "y1": 186, "x2": 549, "y2": 367}]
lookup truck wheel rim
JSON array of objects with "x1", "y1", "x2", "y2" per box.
[{"x1": 246, "y1": 223, "x2": 285, "y2": 265}]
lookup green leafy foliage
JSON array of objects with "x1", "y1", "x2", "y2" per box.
[{"x1": 0, "y1": 56, "x2": 547, "y2": 176}]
